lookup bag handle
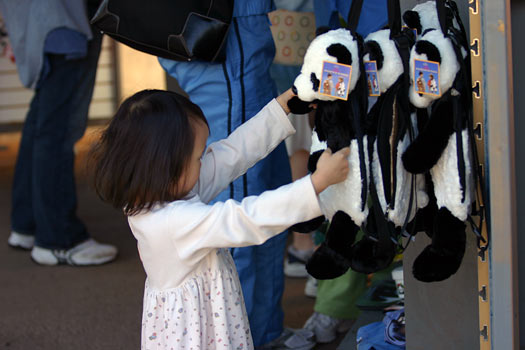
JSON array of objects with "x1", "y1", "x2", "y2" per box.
[
  {"x1": 346, "y1": 0, "x2": 364, "y2": 33},
  {"x1": 387, "y1": 0, "x2": 402, "y2": 37}
]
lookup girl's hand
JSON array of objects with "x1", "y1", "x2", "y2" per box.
[
  {"x1": 276, "y1": 88, "x2": 295, "y2": 114},
  {"x1": 311, "y1": 147, "x2": 350, "y2": 194}
]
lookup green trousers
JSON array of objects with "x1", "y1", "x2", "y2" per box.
[{"x1": 314, "y1": 265, "x2": 397, "y2": 319}]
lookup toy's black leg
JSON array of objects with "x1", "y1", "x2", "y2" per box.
[
  {"x1": 289, "y1": 215, "x2": 325, "y2": 233},
  {"x1": 412, "y1": 207, "x2": 466, "y2": 282},
  {"x1": 349, "y1": 229, "x2": 397, "y2": 274},
  {"x1": 306, "y1": 211, "x2": 357, "y2": 280}
]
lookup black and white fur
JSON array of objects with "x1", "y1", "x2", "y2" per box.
[
  {"x1": 288, "y1": 28, "x2": 369, "y2": 280},
  {"x1": 403, "y1": 0, "x2": 461, "y2": 37},
  {"x1": 364, "y1": 29, "x2": 428, "y2": 227},
  {"x1": 402, "y1": 26, "x2": 473, "y2": 282}
]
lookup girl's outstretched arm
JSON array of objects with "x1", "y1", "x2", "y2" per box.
[{"x1": 196, "y1": 90, "x2": 296, "y2": 203}]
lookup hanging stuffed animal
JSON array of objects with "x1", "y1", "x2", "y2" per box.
[
  {"x1": 401, "y1": 15, "x2": 474, "y2": 282},
  {"x1": 287, "y1": 27, "x2": 369, "y2": 280},
  {"x1": 348, "y1": 26, "x2": 431, "y2": 274}
]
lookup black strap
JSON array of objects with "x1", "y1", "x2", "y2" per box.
[
  {"x1": 347, "y1": 0, "x2": 364, "y2": 32},
  {"x1": 387, "y1": 0, "x2": 401, "y2": 37},
  {"x1": 435, "y1": 0, "x2": 450, "y2": 36}
]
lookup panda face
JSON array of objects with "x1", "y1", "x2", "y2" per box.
[
  {"x1": 293, "y1": 28, "x2": 360, "y2": 102},
  {"x1": 363, "y1": 29, "x2": 404, "y2": 94},
  {"x1": 409, "y1": 28, "x2": 460, "y2": 108}
]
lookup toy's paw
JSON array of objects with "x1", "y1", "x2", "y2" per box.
[
  {"x1": 402, "y1": 143, "x2": 431, "y2": 174},
  {"x1": 412, "y1": 244, "x2": 465, "y2": 282},
  {"x1": 349, "y1": 238, "x2": 397, "y2": 274},
  {"x1": 289, "y1": 215, "x2": 325, "y2": 233},
  {"x1": 306, "y1": 243, "x2": 351, "y2": 280},
  {"x1": 307, "y1": 150, "x2": 324, "y2": 174},
  {"x1": 288, "y1": 96, "x2": 313, "y2": 115}
]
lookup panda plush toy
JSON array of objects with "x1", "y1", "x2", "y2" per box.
[
  {"x1": 401, "y1": 19, "x2": 474, "y2": 282},
  {"x1": 348, "y1": 27, "x2": 431, "y2": 274},
  {"x1": 287, "y1": 27, "x2": 370, "y2": 280}
]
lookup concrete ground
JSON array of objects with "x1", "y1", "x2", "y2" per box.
[{"x1": 0, "y1": 127, "x2": 346, "y2": 350}]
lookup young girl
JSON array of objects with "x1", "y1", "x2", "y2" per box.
[{"x1": 89, "y1": 88, "x2": 350, "y2": 350}]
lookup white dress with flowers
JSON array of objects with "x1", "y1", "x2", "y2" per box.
[{"x1": 128, "y1": 99, "x2": 322, "y2": 350}]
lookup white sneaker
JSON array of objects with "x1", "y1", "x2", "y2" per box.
[
  {"x1": 31, "y1": 238, "x2": 118, "y2": 266},
  {"x1": 304, "y1": 275, "x2": 317, "y2": 298},
  {"x1": 303, "y1": 312, "x2": 354, "y2": 343},
  {"x1": 284, "y1": 246, "x2": 314, "y2": 278},
  {"x1": 8, "y1": 231, "x2": 35, "y2": 250}
]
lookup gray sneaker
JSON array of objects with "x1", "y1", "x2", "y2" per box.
[
  {"x1": 304, "y1": 275, "x2": 317, "y2": 298},
  {"x1": 256, "y1": 328, "x2": 316, "y2": 350},
  {"x1": 7, "y1": 231, "x2": 35, "y2": 250},
  {"x1": 303, "y1": 312, "x2": 354, "y2": 343},
  {"x1": 31, "y1": 239, "x2": 118, "y2": 266}
]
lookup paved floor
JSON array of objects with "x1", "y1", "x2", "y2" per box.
[{"x1": 0, "y1": 128, "x2": 346, "y2": 350}]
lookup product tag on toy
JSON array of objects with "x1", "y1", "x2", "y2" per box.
[
  {"x1": 365, "y1": 61, "x2": 380, "y2": 96},
  {"x1": 319, "y1": 61, "x2": 352, "y2": 100},
  {"x1": 414, "y1": 59, "x2": 441, "y2": 97}
]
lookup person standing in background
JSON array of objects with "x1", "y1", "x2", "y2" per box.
[
  {"x1": 1, "y1": 0, "x2": 117, "y2": 265},
  {"x1": 159, "y1": 0, "x2": 293, "y2": 348}
]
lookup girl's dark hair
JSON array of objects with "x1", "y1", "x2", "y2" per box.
[{"x1": 88, "y1": 89, "x2": 208, "y2": 215}]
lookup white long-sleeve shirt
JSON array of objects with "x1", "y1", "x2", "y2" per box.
[{"x1": 128, "y1": 99, "x2": 322, "y2": 350}]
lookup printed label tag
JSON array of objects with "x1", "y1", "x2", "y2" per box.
[
  {"x1": 319, "y1": 61, "x2": 352, "y2": 100},
  {"x1": 365, "y1": 61, "x2": 381, "y2": 96},
  {"x1": 414, "y1": 59, "x2": 441, "y2": 97}
]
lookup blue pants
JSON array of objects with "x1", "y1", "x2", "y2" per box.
[
  {"x1": 11, "y1": 32, "x2": 102, "y2": 250},
  {"x1": 160, "y1": 14, "x2": 291, "y2": 347}
]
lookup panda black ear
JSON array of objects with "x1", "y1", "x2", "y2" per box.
[
  {"x1": 415, "y1": 40, "x2": 441, "y2": 64},
  {"x1": 403, "y1": 10, "x2": 422, "y2": 35},
  {"x1": 315, "y1": 26, "x2": 331, "y2": 37},
  {"x1": 364, "y1": 40, "x2": 383, "y2": 70},
  {"x1": 327, "y1": 43, "x2": 352, "y2": 66}
]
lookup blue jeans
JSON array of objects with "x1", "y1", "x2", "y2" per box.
[{"x1": 11, "y1": 32, "x2": 102, "y2": 250}]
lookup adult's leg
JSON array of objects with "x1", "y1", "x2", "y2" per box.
[{"x1": 11, "y1": 32, "x2": 102, "y2": 249}]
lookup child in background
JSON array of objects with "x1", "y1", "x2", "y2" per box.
[{"x1": 89, "y1": 88, "x2": 350, "y2": 349}]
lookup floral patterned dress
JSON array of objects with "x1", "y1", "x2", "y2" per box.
[{"x1": 128, "y1": 100, "x2": 322, "y2": 349}]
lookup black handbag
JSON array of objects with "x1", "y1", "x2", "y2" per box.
[{"x1": 90, "y1": 0, "x2": 234, "y2": 62}]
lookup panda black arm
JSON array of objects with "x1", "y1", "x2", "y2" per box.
[
  {"x1": 402, "y1": 97, "x2": 455, "y2": 173},
  {"x1": 287, "y1": 96, "x2": 314, "y2": 115}
]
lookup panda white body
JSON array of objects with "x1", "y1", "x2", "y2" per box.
[
  {"x1": 409, "y1": 29, "x2": 473, "y2": 221},
  {"x1": 293, "y1": 28, "x2": 369, "y2": 227},
  {"x1": 372, "y1": 130, "x2": 429, "y2": 226},
  {"x1": 364, "y1": 29, "x2": 428, "y2": 227},
  {"x1": 310, "y1": 130, "x2": 369, "y2": 225},
  {"x1": 430, "y1": 129, "x2": 473, "y2": 221}
]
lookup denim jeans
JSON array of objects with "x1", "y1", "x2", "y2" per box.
[{"x1": 11, "y1": 32, "x2": 102, "y2": 250}]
